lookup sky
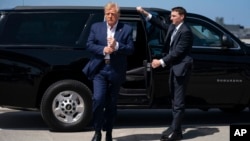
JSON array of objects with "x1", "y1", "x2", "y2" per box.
[{"x1": 0, "y1": 0, "x2": 250, "y2": 27}]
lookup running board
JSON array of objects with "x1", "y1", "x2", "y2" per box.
[{"x1": 119, "y1": 87, "x2": 147, "y2": 96}]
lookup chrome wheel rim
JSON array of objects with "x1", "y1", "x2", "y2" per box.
[{"x1": 52, "y1": 91, "x2": 84, "y2": 123}]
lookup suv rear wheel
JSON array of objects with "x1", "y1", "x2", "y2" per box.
[{"x1": 40, "y1": 79, "x2": 92, "y2": 131}]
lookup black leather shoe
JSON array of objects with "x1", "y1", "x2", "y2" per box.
[
  {"x1": 160, "y1": 131, "x2": 183, "y2": 141},
  {"x1": 162, "y1": 127, "x2": 173, "y2": 136},
  {"x1": 91, "y1": 131, "x2": 102, "y2": 141},
  {"x1": 105, "y1": 131, "x2": 112, "y2": 141}
]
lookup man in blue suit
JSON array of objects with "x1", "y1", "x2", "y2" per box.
[
  {"x1": 83, "y1": 2, "x2": 134, "y2": 141},
  {"x1": 137, "y1": 6, "x2": 193, "y2": 141}
]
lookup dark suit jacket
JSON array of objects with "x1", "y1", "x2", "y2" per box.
[
  {"x1": 150, "y1": 16, "x2": 193, "y2": 76},
  {"x1": 83, "y1": 21, "x2": 134, "y2": 81}
]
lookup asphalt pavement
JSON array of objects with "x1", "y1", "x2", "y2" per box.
[{"x1": 0, "y1": 107, "x2": 249, "y2": 141}]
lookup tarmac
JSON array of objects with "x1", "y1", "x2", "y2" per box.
[{"x1": 0, "y1": 107, "x2": 236, "y2": 141}]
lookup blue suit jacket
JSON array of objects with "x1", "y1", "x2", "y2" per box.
[{"x1": 83, "y1": 21, "x2": 134, "y2": 81}]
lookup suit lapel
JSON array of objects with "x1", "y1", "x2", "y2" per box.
[
  {"x1": 102, "y1": 22, "x2": 108, "y2": 45},
  {"x1": 164, "y1": 25, "x2": 175, "y2": 44},
  {"x1": 114, "y1": 22, "x2": 123, "y2": 40},
  {"x1": 171, "y1": 30, "x2": 179, "y2": 45},
  {"x1": 171, "y1": 24, "x2": 184, "y2": 46}
]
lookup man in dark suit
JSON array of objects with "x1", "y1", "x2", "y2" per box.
[
  {"x1": 137, "y1": 6, "x2": 193, "y2": 141},
  {"x1": 83, "y1": 2, "x2": 134, "y2": 141}
]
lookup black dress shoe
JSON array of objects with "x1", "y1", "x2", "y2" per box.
[
  {"x1": 160, "y1": 131, "x2": 183, "y2": 141},
  {"x1": 91, "y1": 131, "x2": 102, "y2": 141},
  {"x1": 162, "y1": 127, "x2": 173, "y2": 136},
  {"x1": 105, "y1": 131, "x2": 112, "y2": 141}
]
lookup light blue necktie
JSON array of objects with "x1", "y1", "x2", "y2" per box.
[{"x1": 170, "y1": 28, "x2": 177, "y2": 45}]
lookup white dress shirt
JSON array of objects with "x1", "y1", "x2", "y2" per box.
[{"x1": 104, "y1": 22, "x2": 119, "y2": 59}]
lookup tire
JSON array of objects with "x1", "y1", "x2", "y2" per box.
[{"x1": 40, "y1": 79, "x2": 92, "y2": 132}]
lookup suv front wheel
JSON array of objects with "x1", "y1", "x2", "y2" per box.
[{"x1": 40, "y1": 79, "x2": 92, "y2": 131}]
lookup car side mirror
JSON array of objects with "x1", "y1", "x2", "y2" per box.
[{"x1": 222, "y1": 34, "x2": 234, "y2": 48}]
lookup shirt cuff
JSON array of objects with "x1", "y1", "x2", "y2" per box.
[
  {"x1": 115, "y1": 42, "x2": 119, "y2": 51},
  {"x1": 146, "y1": 13, "x2": 152, "y2": 21},
  {"x1": 103, "y1": 48, "x2": 106, "y2": 55},
  {"x1": 160, "y1": 59, "x2": 166, "y2": 67}
]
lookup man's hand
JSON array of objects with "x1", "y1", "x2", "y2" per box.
[
  {"x1": 107, "y1": 37, "x2": 116, "y2": 49},
  {"x1": 151, "y1": 59, "x2": 161, "y2": 68},
  {"x1": 104, "y1": 46, "x2": 115, "y2": 55},
  {"x1": 136, "y1": 6, "x2": 149, "y2": 17}
]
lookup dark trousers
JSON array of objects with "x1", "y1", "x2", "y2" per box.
[
  {"x1": 169, "y1": 68, "x2": 191, "y2": 132},
  {"x1": 92, "y1": 64, "x2": 121, "y2": 132}
]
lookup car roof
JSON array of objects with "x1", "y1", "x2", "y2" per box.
[
  {"x1": 0, "y1": 6, "x2": 168, "y2": 13},
  {"x1": 0, "y1": 6, "x2": 214, "y2": 26}
]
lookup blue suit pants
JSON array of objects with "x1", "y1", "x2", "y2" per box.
[{"x1": 92, "y1": 64, "x2": 121, "y2": 132}]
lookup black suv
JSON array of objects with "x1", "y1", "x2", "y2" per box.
[{"x1": 0, "y1": 6, "x2": 250, "y2": 131}]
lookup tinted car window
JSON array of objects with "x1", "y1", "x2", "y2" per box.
[
  {"x1": 188, "y1": 22, "x2": 222, "y2": 47},
  {"x1": 146, "y1": 14, "x2": 167, "y2": 58},
  {"x1": 120, "y1": 18, "x2": 147, "y2": 70},
  {"x1": 0, "y1": 12, "x2": 88, "y2": 45},
  {"x1": 147, "y1": 22, "x2": 162, "y2": 46}
]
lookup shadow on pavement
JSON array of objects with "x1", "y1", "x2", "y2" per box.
[
  {"x1": 115, "y1": 108, "x2": 250, "y2": 126},
  {"x1": 113, "y1": 127, "x2": 220, "y2": 141},
  {"x1": 0, "y1": 110, "x2": 48, "y2": 130},
  {"x1": 114, "y1": 133, "x2": 162, "y2": 141},
  {"x1": 183, "y1": 127, "x2": 220, "y2": 140}
]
